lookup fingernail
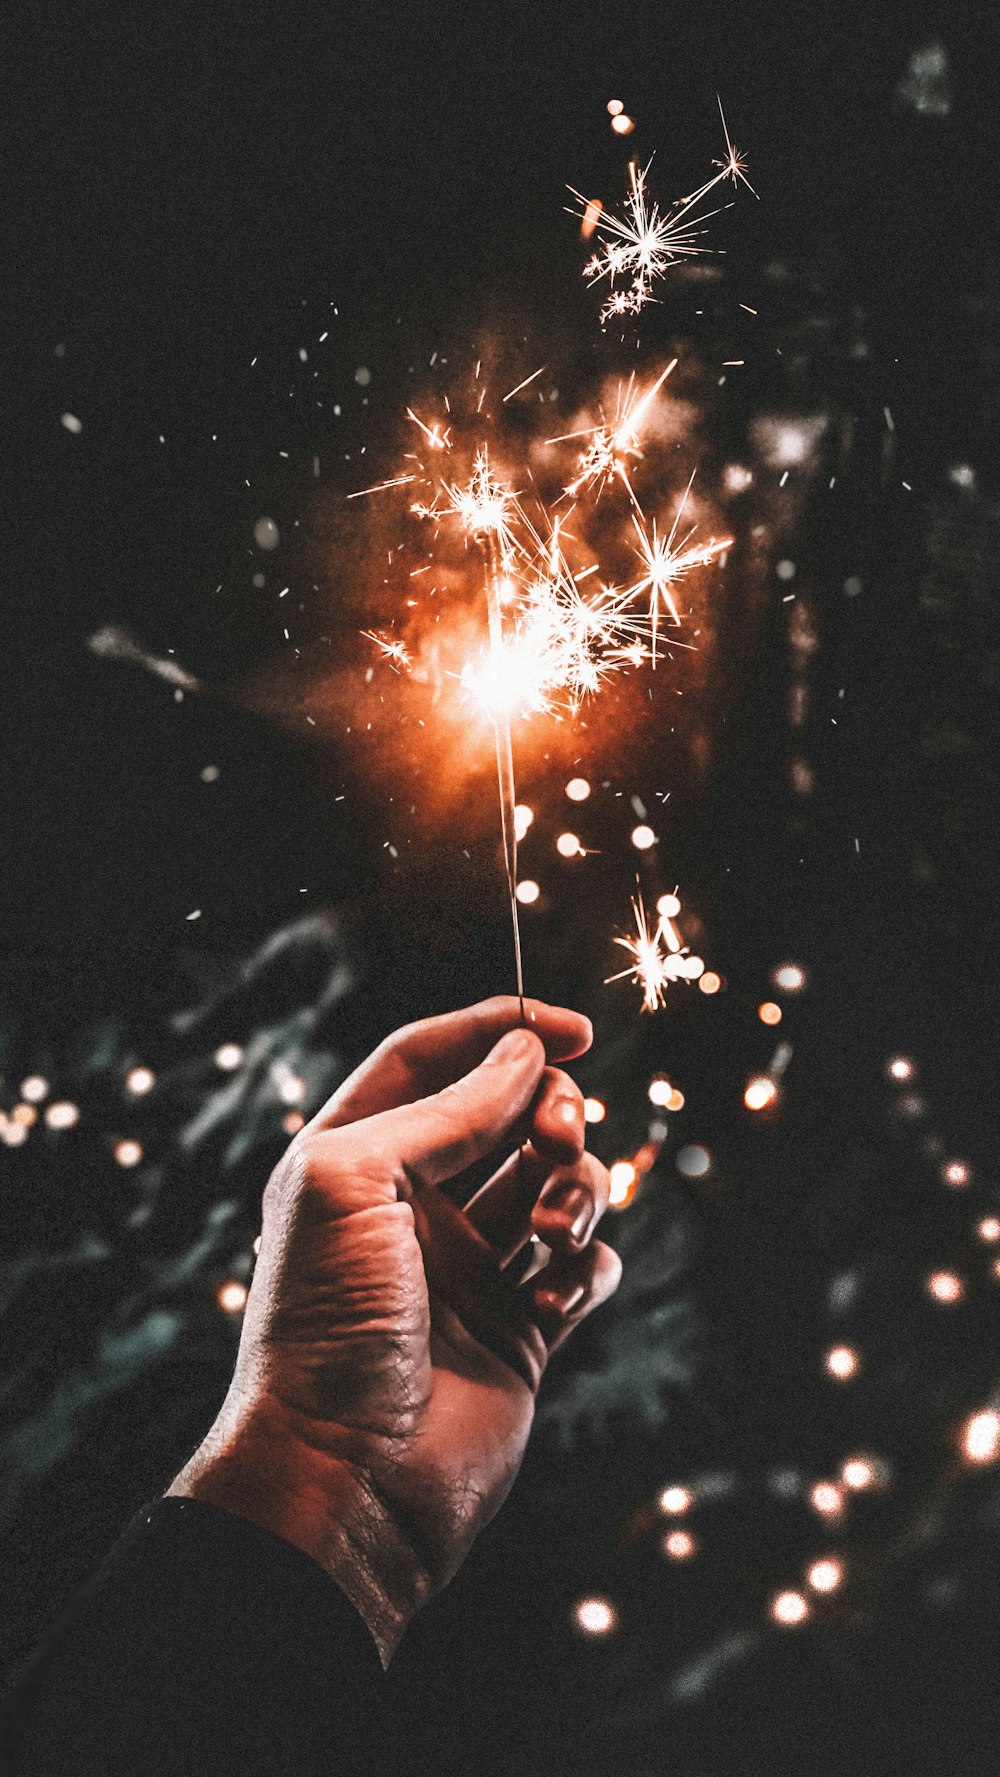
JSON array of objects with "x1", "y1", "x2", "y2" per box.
[
  {"x1": 542, "y1": 1183, "x2": 593, "y2": 1244},
  {"x1": 536, "y1": 1280, "x2": 586, "y2": 1316},
  {"x1": 487, "y1": 1029, "x2": 536, "y2": 1064}
]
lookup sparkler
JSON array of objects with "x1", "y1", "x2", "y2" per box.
[
  {"x1": 605, "y1": 890, "x2": 703, "y2": 1012},
  {"x1": 354, "y1": 106, "x2": 754, "y2": 1006}
]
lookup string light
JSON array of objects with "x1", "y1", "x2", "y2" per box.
[{"x1": 574, "y1": 1597, "x2": 617, "y2": 1636}]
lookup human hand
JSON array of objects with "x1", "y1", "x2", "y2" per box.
[{"x1": 167, "y1": 998, "x2": 621, "y2": 1663}]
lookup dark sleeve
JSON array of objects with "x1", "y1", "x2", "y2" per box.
[{"x1": 0, "y1": 1496, "x2": 387, "y2": 1777}]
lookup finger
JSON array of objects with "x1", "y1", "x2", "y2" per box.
[
  {"x1": 434, "y1": 1066, "x2": 585, "y2": 1212},
  {"x1": 531, "y1": 1150, "x2": 611, "y2": 1252},
  {"x1": 519, "y1": 1241, "x2": 623, "y2": 1354},
  {"x1": 363, "y1": 1026, "x2": 548, "y2": 1190},
  {"x1": 306, "y1": 998, "x2": 592, "y2": 1136},
  {"x1": 465, "y1": 1149, "x2": 609, "y2": 1266},
  {"x1": 529, "y1": 1068, "x2": 586, "y2": 1166}
]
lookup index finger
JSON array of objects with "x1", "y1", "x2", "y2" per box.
[{"x1": 308, "y1": 997, "x2": 592, "y2": 1135}]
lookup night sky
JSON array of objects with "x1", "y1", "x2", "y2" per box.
[{"x1": 5, "y1": 3, "x2": 1000, "y2": 1772}]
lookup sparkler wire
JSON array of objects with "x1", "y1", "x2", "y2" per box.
[{"x1": 484, "y1": 536, "x2": 525, "y2": 1014}]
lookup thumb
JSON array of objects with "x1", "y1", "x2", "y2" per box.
[{"x1": 368, "y1": 1027, "x2": 546, "y2": 1190}]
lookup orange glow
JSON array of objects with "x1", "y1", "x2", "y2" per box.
[
  {"x1": 515, "y1": 879, "x2": 540, "y2": 905},
  {"x1": 825, "y1": 1346, "x2": 859, "y2": 1381},
  {"x1": 583, "y1": 1097, "x2": 606, "y2": 1124},
  {"x1": 810, "y1": 1482, "x2": 844, "y2": 1517},
  {"x1": 699, "y1": 972, "x2": 721, "y2": 995},
  {"x1": 216, "y1": 1280, "x2": 248, "y2": 1315},
  {"x1": 758, "y1": 1001, "x2": 782, "y2": 1025},
  {"x1": 963, "y1": 1410, "x2": 1000, "y2": 1464},
  {"x1": 664, "y1": 1529, "x2": 697, "y2": 1560},
  {"x1": 12, "y1": 1104, "x2": 37, "y2": 1129},
  {"x1": 579, "y1": 198, "x2": 603, "y2": 241},
  {"x1": 566, "y1": 777, "x2": 591, "y2": 801},
  {"x1": 556, "y1": 831, "x2": 583, "y2": 858},
  {"x1": 744, "y1": 1077, "x2": 777, "y2": 1111},
  {"x1": 927, "y1": 1270, "x2": 964, "y2": 1305},
  {"x1": 659, "y1": 1485, "x2": 692, "y2": 1514},
  {"x1": 771, "y1": 1590, "x2": 810, "y2": 1627},
  {"x1": 667, "y1": 1087, "x2": 685, "y2": 1111},
  {"x1": 807, "y1": 1558, "x2": 844, "y2": 1593}
]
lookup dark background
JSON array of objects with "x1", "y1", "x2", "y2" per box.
[{"x1": 3, "y1": 3, "x2": 1000, "y2": 1772}]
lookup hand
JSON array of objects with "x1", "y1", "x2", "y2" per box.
[{"x1": 167, "y1": 998, "x2": 621, "y2": 1663}]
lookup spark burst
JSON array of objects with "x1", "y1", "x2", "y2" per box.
[{"x1": 605, "y1": 891, "x2": 701, "y2": 1012}]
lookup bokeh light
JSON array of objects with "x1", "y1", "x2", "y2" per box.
[
  {"x1": 927, "y1": 1271, "x2": 964, "y2": 1305},
  {"x1": 609, "y1": 1161, "x2": 638, "y2": 1206},
  {"x1": 556, "y1": 832, "x2": 583, "y2": 858},
  {"x1": 583, "y1": 1097, "x2": 606, "y2": 1124},
  {"x1": 19, "y1": 1076, "x2": 49, "y2": 1103},
  {"x1": 699, "y1": 972, "x2": 722, "y2": 995},
  {"x1": 771, "y1": 1590, "x2": 810, "y2": 1626},
  {"x1": 841, "y1": 1457, "x2": 876, "y2": 1492},
  {"x1": 125, "y1": 1066, "x2": 155, "y2": 1096},
  {"x1": 744, "y1": 1077, "x2": 777, "y2": 1111},
  {"x1": 648, "y1": 1077, "x2": 673, "y2": 1108},
  {"x1": 514, "y1": 804, "x2": 534, "y2": 841},
  {"x1": 807, "y1": 1558, "x2": 844, "y2": 1593},
  {"x1": 825, "y1": 1346, "x2": 860, "y2": 1381},
  {"x1": 676, "y1": 1144, "x2": 711, "y2": 1178},
  {"x1": 963, "y1": 1410, "x2": 1000, "y2": 1464},
  {"x1": 565, "y1": 777, "x2": 590, "y2": 802},
  {"x1": 942, "y1": 1160, "x2": 971, "y2": 1188},
  {"x1": 574, "y1": 1597, "x2": 617, "y2": 1636},
  {"x1": 113, "y1": 1139, "x2": 143, "y2": 1167},
  {"x1": 216, "y1": 1280, "x2": 248, "y2": 1315},
  {"x1": 516, "y1": 879, "x2": 540, "y2": 905},
  {"x1": 657, "y1": 893, "x2": 681, "y2": 919},
  {"x1": 659, "y1": 1485, "x2": 692, "y2": 1515},
  {"x1": 977, "y1": 1218, "x2": 1000, "y2": 1243},
  {"x1": 774, "y1": 964, "x2": 806, "y2": 992},
  {"x1": 45, "y1": 1102, "x2": 79, "y2": 1130},
  {"x1": 758, "y1": 1002, "x2": 782, "y2": 1025},
  {"x1": 810, "y1": 1481, "x2": 845, "y2": 1517},
  {"x1": 887, "y1": 1056, "x2": 914, "y2": 1081},
  {"x1": 664, "y1": 1529, "x2": 697, "y2": 1560},
  {"x1": 214, "y1": 1043, "x2": 244, "y2": 1071},
  {"x1": 631, "y1": 824, "x2": 656, "y2": 850}
]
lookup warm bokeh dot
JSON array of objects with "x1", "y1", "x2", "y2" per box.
[
  {"x1": 963, "y1": 1410, "x2": 1000, "y2": 1464},
  {"x1": 657, "y1": 893, "x2": 681, "y2": 919},
  {"x1": 942, "y1": 1160, "x2": 971, "y2": 1188},
  {"x1": 113, "y1": 1139, "x2": 143, "y2": 1167},
  {"x1": 977, "y1": 1217, "x2": 1000, "y2": 1243},
  {"x1": 514, "y1": 804, "x2": 534, "y2": 841},
  {"x1": 216, "y1": 1280, "x2": 248, "y2": 1315},
  {"x1": 214, "y1": 1043, "x2": 244, "y2": 1071},
  {"x1": 771, "y1": 1590, "x2": 810, "y2": 1627},
  {"x1": 648, "y1": 1077, "x2": 673, "y2": 1108},
  {"x1": 659, "y1": 1485, "x2": 692, "y2": 1515},
  {"x1": 631, "y1": 824, "x2": 656, "y2": 850},
  {"x1": 45, "y1": 1102, "x2": 79, "y2": 1130},
  {"x1": 608, "y1": 1161, "x2": 638, "y2": 1206},
  {"x1": 664, "y1": 1529, "x2": 697, "y2": 1560},
  {"x1": 841, "y1": 1457, "x2": 876, "y2": 1491},
  {"x1": 758, "y1": 1001, "x2": 782, "y2": 1025},
  {"x1": 825, "y1": 1346, "x2": 860, "y2": 1381},
  {"x1": 515, "y1": 879, "x2": 540, "y2": 905},
  {"x1": 699, "y1": 972, "x2": 722, "y2": 995},
  {"x1": 807, "y1": 1558, "x2": 844, "y2": 1593},
  {"x1": 744, "y1": 1077, "x2": 777, "y2": 1111},
  {"x1": 611, "y1": 113, "x2": 635, "y2": 135},
  {"x1": 556, "y1": 832, "x2": 583, "y2": 858},
  {"x1": 810, "y1": 1481, "x2": 844, "y2": 1517},
  {"x1": 773, "y1": 964, "x2": 806, "y2": 992},
  {"x1": 583, "y1": 1097, "x2": 606, "y2": 1125},
  {"x1": 282, "y1": 1111, "x2": 306, "y2": 1135},
  {"x1": 19, "y1": 1076, "x2": 49, "y2": 1103},
  {"x1": 927, "y1": 1270, "x2": 964, "y2": 1305},
  {"x1": 574, "y1": 1597, "x2": 617, "y2": 1636},
  {"x1": 125, "y1": 1066, "x2": 155, "y2": 1096},
  {"x1": 565, "y1": 777, "x2": 590, "y2": 802},
  {"x1": 887, "y1": 1056, "x2": 914, "y2": 1081}
]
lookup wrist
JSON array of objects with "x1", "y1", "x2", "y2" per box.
[{"x1": 165, "y1": 1395, "x2": 429, "y2": 1666}]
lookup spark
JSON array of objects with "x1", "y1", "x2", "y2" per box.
[
  {"x1": 502, "y1": 365, "x2": 548, "y2": 402},
  {"x1": 406, "y1": 408, "x2": 451, "y2": 450},
  {"x1": 362, "y1": 630, "x2": 413, "y2": 671},
  {"x1": 607, "y1": 894, "x2": 668, "y2": 1011},
  {"x1": 347, "y1": 474, "x2": 419, "y2": 499},
  {"x1": 628, "y1": 472, "x2": 732, "y2": 662}
]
